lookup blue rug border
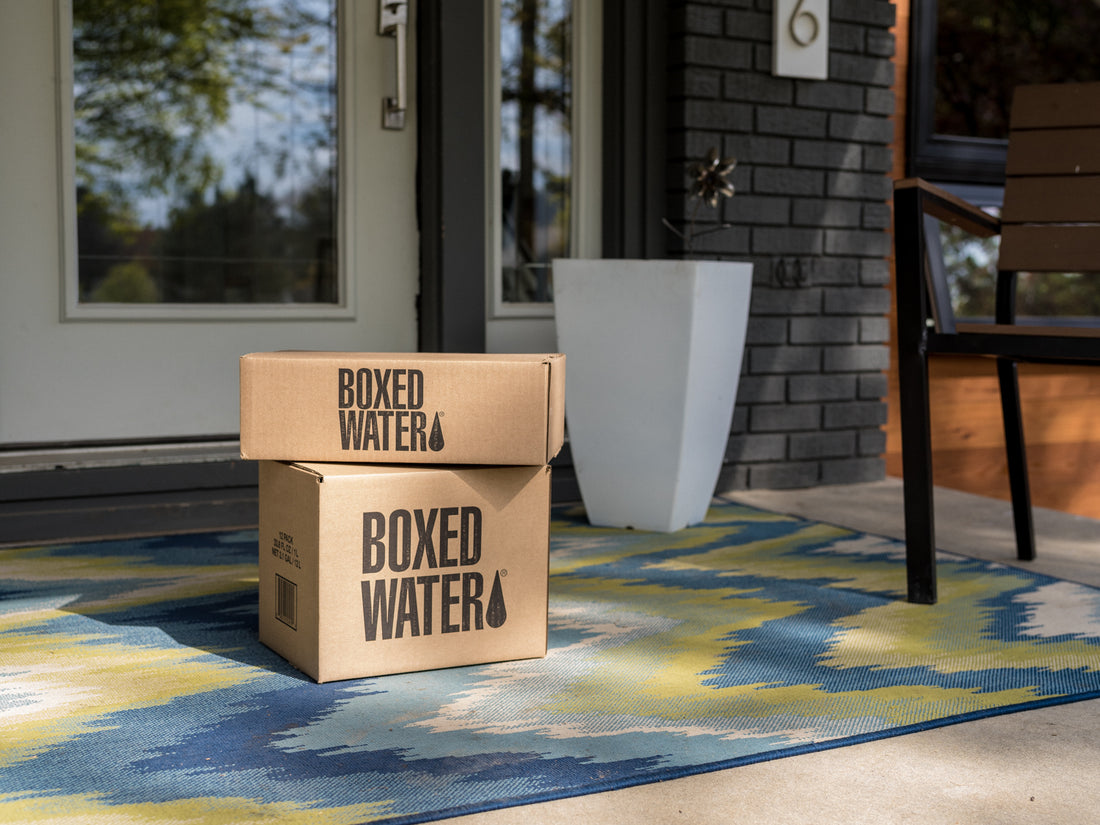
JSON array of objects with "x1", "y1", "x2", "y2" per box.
[{"x1": 388, "y1": 690, "x2": 1100, "y2": 825}]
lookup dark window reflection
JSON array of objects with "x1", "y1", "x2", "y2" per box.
[
  {"x1": 935, "y1": 0, "x2": 1100, "y2": 140},
  {"x1": 73, "y1": 0, "x2": 338, "y2": 304},
  {"x1": 500, "y1": 0, "x2": 571, "y2": 305}
]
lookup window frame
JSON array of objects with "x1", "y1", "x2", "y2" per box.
[{"x1": 906, "y1": 0, "x2": 1008, "y2": 185}]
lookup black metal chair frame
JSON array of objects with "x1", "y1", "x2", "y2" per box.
[{"x1": 894, "y1": 178, "x2": 1100, "y2": 604}]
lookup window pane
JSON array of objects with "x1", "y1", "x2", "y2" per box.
[
  {"x1": 939, "y1": 216, "x2": 1100, "y2": 322},
  {"x1": 935, "y1": 0, "x2": 1100, "y2": 140},
  {"x1": 500, "y1": 0, "x2": 572, "y2": 305},
  {"x1": 938, "y1": 217, "x2": 1000, "y2": 318},
  {"x1": 73, "y1": 0, "x2": 338, "y2": 304}
]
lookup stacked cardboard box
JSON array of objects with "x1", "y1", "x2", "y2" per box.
[{"x1": 240, "y1": 352, "x2": 565, "y2": 682}]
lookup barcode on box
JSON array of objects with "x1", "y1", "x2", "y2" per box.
[{"x1": 276, "y1": 574, "x2": 297, "y2": 630}]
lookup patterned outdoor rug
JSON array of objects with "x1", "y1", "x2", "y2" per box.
[{"x1": 4, "y1": 502, "x2": 1100, "y2": 824}]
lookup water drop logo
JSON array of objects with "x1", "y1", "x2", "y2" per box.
[
  {"x1": 428, "y1": 412, "x2": 445, "y2": 451},
  {"x1": 486, "y1": 571, "x2": 507, "y2": 628}
]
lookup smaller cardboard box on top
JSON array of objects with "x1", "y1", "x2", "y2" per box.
[
  {"x1": 240, "y1": 351, "x2": 565, "y2": 465},
  {"x1": 258, "y1": 461, "x2": 552, "y2": 683}
]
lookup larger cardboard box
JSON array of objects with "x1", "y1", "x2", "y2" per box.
[
  {"x1": 240, "y1": 352, "x2": 565, "y2": 465},
  {"x1": 258, "y1": 460, "x2": 551, "y2": 682}
]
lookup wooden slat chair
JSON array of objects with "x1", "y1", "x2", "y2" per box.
[{"x1": 894, "y1": 82, "x2": 1100, "y2": 604}]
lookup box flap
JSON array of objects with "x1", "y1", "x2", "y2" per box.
[{"x1": 544, "y1": 354, "x2": 566, "y2": 462}]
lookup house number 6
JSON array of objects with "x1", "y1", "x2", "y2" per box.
[
  {"x1": 773, "y1": 0, "x2": 827, "y2": 78},
  {"x1": 788, "y1": 0, "x2": 820, "y2": 47}
]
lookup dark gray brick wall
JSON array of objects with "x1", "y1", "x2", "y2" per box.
[{"x1": 667, "y1": 0, "x2": 894, "y2": 491}]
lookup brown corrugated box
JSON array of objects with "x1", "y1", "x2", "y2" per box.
[
  {"x1": 257, "y1": 460, "x2": 551, "y2": 683},
  {"x1": 240, "y1": 352, "x2": 565, "y2": 465}
]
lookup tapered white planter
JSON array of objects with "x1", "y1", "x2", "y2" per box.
[{"x1": 553, "y1": 259, "x2": 754, "y2": 532}]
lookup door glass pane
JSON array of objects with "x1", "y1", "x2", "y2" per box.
[
  {"x1": 934, "y1": 0, "x2": 1100, "y2": 140},
  {"x1": 499, "y1": 0, "x2": 572, "y2": 305},
  {"x1": 72, "y1": 0, "x2": 338, "y2": 304}
]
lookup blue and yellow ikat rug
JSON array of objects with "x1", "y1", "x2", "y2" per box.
[{"x1": 4, "y1": 502, "x2": 1100, "y2": 824}]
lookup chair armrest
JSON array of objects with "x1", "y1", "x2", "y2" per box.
[{"x1": 895, "y1": 178, "x2": 1001, "y2": 238}]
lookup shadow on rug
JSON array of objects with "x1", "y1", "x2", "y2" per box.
[{"x1": 3, "y1": 502, "x2": 1100, "y2": 824}]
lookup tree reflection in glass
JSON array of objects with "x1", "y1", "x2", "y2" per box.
[
  {"x1": 935, "y1": 0, "x2": 1100, "y2": 140},
  {"x1": 500, "y1": 0, "x2": 571, "y2": 305},
  {"x1": 72, "y1": 0, "x2": 338, "y2": 304}
]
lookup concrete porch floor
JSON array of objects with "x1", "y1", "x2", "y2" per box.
[{"x1": 453, "y1": 479, "x2": 1100, "y2": 825}]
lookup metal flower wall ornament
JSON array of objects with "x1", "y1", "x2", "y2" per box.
[{"x1": 663, "y1": 147, "x2": 737, "y2": 256}]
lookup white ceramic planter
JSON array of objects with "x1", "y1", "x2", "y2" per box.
[{"x1": 553, "y1": 259, "x2": 754, "y2": 532}]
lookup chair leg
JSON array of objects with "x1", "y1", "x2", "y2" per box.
[
  {"x1": 893, "y1": 184, "x2": 937, "y2": 604},
  {"x1": 897, "y1": 342, "x2": 937, "y2": 604},
  {"x1": 996, "y1": 359, "x2": 1037, "y2": 560}
]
